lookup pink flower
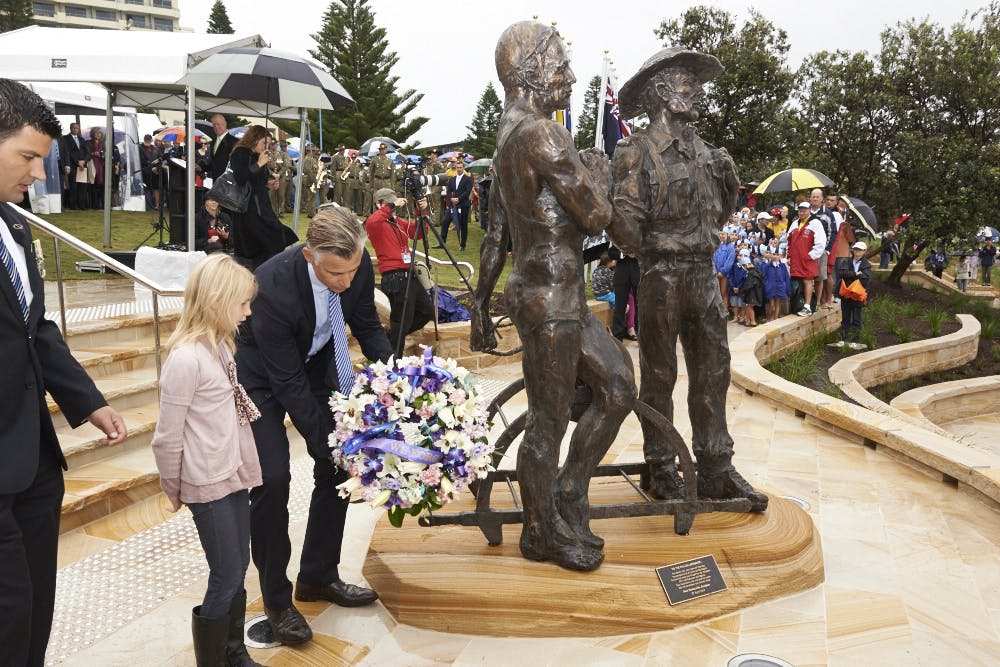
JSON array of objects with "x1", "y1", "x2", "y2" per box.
[
  {"x1": 420, "y1": 467, "x2": 442, "y2": 486},
  {"x1": 449, "y1": 389, "x2": 467, "y2": 406},
  {"x1": 379, "y1": 393, "x2": 395, "y2": 407}
]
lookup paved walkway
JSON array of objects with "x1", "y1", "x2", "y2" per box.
[{"x1": 50, "y1": 324, "x2": 1000, "y2": 666}]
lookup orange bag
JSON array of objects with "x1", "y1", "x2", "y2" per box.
[{"x1": 839, "y1": 278, "x2": 867, "y2": 304}]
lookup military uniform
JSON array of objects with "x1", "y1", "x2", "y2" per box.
[
  {"x1": 346, "y1": 159, "x2": 364, "y2": 215},
  {"x1": 268, "y1": 147, "x2": 292, "y2": 214},
  {"x1": 300, "y1": 150, "x2": 319, "y2": 217},
  {"x1": 330, "y1": 148, "x2": 349, "y2": 206},
  {"x1": 368, "y1": 151, "x2": 396, "y2": 214},
  {"x1": 424, "y1": 155, "x2": 446, "y2": 225}
]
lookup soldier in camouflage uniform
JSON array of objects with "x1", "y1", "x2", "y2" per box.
[
  {"x1": 346, "y1": 157, "x2": 364, "y2": 215},
  {"x1": 368, "y1": 143, "x2": 396, "y2": 214},
  {"x1": 423, "y1": 148, "x2": 445, "y2": 225},
  {"x1": 268, "y1": 139, "x2": 293, "y2": 215},
  {"x1": 299, "y1": 144, "x2": 320, "y2": 217},
  {"x1": 330, "y1": 144, "x2": 349, "y2": 206}
]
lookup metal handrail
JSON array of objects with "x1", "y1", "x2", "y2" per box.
[{"x1": 10, "y1": 202, "x2": 183, "y2": 379}]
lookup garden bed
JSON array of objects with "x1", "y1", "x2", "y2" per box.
[{"x1": 766, "y1": 277, "x2": 1000, "y2": 400}]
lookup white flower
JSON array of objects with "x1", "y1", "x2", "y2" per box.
[
  {"x1": 336, "y1": 475, "x2": 362, "y2": 497},
  {"x1": 369, "y1": 489, "x2": 392, "y2": 508}
]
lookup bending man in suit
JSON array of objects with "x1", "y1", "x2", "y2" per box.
[
  {"x1": 442, "y1": 159, "x2": 473, "y2": 250},
  {"x1": 236, "y1": 206, "x2": 392, "y2": 645},
  {"x1": 0, "y1": 79, "x2": 127, "y2": 667}
]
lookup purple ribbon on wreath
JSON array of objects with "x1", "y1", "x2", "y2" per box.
[
  {"x1": 397, "y1": 347, "x2": 453, "y2": 392},
  {"x1": 342, "y1": 420, "x2": 444, "y2": 465}
]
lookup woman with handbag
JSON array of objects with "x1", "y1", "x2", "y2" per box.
[{"x1": 228, "y1": 125, "x2": 298, "y2": 269}]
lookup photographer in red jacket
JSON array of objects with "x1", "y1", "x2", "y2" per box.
[{"x1": 365, "y1": 188, "x2": 432, "y2": 356}]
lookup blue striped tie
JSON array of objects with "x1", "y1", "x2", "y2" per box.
[
  {"x1": 327, "y1": 290, "x2": 355, "y2": 394},
  {"x1": 0, "y1": 233, "x2": 29, "y2": 326}
]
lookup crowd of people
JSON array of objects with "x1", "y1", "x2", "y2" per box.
[{"x1": 593, "y1": 186, "x2": 874, "y2": 347}]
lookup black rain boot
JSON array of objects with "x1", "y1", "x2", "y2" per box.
[
  {"x1": 192, "y1": 606, "x2": 229, "y2": 667},
  {"x1": 225, "y1": 591, "x2": 262, "y2": 666}
]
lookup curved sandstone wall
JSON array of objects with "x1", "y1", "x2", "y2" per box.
[
  {"x1": 891, "y1": 376, "x2": 1000, "y2": 426},
  {"x1": 729, "y1": 312, "x2": 1000, "y2": 508}
]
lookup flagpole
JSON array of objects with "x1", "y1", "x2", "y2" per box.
[{"x1": 594, "y1": 51, "x2": 609, "y2": 152}]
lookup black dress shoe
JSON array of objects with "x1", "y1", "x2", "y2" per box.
[
  {"x1": 264, "y1": 605, "x2": 312, "y2": 645},
  {"x1": 432, "y1": 244, "x2": 445, "y2": 249},
  {"x1": 295, "y1": 580, "x2": 379, "y2": 607}
]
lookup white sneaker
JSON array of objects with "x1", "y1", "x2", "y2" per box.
[{"x1": 796, "y1": 305, "x2": 812, "y2": 317}]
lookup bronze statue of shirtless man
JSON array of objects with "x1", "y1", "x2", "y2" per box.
[{"x1": 470, "y1": 21, "x2": 635, "y2": 571}]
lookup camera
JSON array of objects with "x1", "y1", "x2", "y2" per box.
[{"x1": 404, "y1": 166, "x2": 447, "y2": 199}]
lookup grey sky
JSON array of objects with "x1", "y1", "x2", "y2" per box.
[{"x1": 178, "y1": 0, "x2": 991, "y2": 148}]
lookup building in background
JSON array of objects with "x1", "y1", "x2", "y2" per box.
[{"x1": 30, "y1": 0, "x2": 181, "y2": 32}]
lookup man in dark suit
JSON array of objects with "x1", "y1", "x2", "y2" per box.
[
  {"x1": 442, "y1": 158, "x2": 473, "y2": 250},
  {"x1": 0, "y1": 79, "x2": 127, "y2": 667},
  {"x1": 236, "y1": 206, "x2": 392, "y2": 645},
  {"x1": 60, "y1": 122, "x2": 89, "y2": 210},
  {"x1": 208, "y1": 113, "x2": 238, "y2": 181}
]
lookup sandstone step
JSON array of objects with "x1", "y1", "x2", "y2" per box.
[
  {"x1": 48, "y1": 365, "x2": 159, "y2": 430},
  {"x1": 57, "y1": 402, "x2": 159, "y2": 470},
  {"x1": 60, "y1": 446, "x2": 161, "y2": 534},
  {"x1": 63, "y1": 311, "x2": 178, "y2": 352}
]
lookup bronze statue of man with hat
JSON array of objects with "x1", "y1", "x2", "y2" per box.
[
  {"x1": 471, "y1": 20, "x2": 636, "y2": 571},
  {"x1": 610, "y1": 47, "x2": 767, "y2": 511}
]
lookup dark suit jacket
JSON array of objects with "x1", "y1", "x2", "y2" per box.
[
  {"x1": 447, "y1": 173, "x2": 473, "y2": 207},
  {"x1": 236, "y1": 244, "x2": 392, "y2": 458},
  {"x1": 0, "y1": 204, "x2": 106, "y2": 494},
  {"x1": 208, "y1": 132, "x2": 238, "y2": 180},
  {"x1": 61, "y1": 133, "x2": 88, "y2": 172}
]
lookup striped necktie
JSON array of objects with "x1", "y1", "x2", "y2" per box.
[
  {"x1": 327, "y1": 290, "x2": 355, "y2": 394},
  {"x1": 0, "y1": 232, "x2": 29, "y2": 326}
]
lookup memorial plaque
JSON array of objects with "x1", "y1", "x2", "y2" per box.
[{"x1": 656, "y1": 554, "x2": 728, "y2": 605}]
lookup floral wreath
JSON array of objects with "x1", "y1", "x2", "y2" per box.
[{"x1": 329, "y1": 347, "x2": 494, "y2": 527}]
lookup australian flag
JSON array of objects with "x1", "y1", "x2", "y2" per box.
[{"x1": 601, "y1": 75, "x2": 631, "y2": 157}]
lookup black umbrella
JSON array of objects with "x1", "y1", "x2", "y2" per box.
[
  {"x1": 178, "y1": 47, "x2": 354, "y2": 111},
  {"x1": 840, "y1": 196, "x2": 878, "y2": 237}
]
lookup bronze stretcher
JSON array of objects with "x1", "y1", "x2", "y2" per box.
[{"x1": 419, "y1": 378, "x2": 752, "y2": 545}]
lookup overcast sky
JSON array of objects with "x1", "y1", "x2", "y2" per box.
[{"x1": 177, "y1": 0, "x2": 991, "y2": 148}]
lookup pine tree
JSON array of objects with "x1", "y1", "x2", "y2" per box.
[
  {"x1": 464, "y1": 83, "x2": 502, "y2": 159},
  {"x1": 574, "y1": 75, "x2": 601, "y2": 150},
  {"x1": 0, "y1": 0, "x2": 34, "y2": 33},
  {"x1": 206, "y1": 0, "x2": 234, "y2": 34},
  {"x1": 309, "y1": 0, "x2": 427, "y2": 148}
]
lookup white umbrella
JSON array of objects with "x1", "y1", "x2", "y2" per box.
[{"x1": 178, "y1": 47, "x2": 354, "y2": 111}]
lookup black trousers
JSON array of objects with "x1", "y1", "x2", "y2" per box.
[
  {"x1": 382, "y1": 269, "x2": 435, "y2": 357},
  {"x1": 440, "y1": 203, "x2": 470, "y2": 249},
  {"x1": 248, "y1": 392, "x2": 349, "y2": 611},
  {"x1": 611, "y1": 257, "x2": 640, "y2": 339},
  {"x1": 0, "y1": 446, "x2": 63, "y2": 667},
  {"x1": 840, "y1": 299, "x2": 864, "y2": 342}
]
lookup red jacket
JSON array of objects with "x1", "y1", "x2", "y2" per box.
[
  {"x1": 788, "y1": 221, "x2": 819, "y2": 279},
  {"x1": 365, "y1": 205, "x2": 423, "y2": 274}
]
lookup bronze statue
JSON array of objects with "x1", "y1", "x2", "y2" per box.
[
  {"x1": 470, "y1": 21, "x2": 635, "y2": 571},
  {"x1": 611, "y1": 48, "x2": 767, "y2": 511}
]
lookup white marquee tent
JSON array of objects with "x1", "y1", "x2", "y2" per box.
[{"x1": 0, "y1": 26, "x2": 310, "y2": 249}]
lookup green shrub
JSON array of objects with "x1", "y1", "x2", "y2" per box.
[
  {"x1": 979, "y1": 316, "x2": 998, "y2": 341},
  {"x1": 926, "y1": 308, "x2": 948, "y2": 337}
]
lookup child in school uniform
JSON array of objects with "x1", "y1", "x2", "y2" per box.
[
  {"x1": 741, "y1": 257, "x2": 764, "y2": 326},
  {"x1": 762, "y1": 251, "x2": 792, "y2": 322},
  {"x1": 150, "y1": 254, "x2": 264, "y2": 666}
]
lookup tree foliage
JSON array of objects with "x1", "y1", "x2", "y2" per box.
[
  {"x1": 655, "y1": 6, "x2": 796, "y2": 179},
  {"x1": 574, "y1": 75, "x2": 601, "y2": 150},
  {"x1": 207, "y1": 0, "x2": 234, "y2": 34},
  {"x1": 0, "y1": 0, "x2": 34, "y2": 33},
  {"x1": 308, "y1": 0, "x2": 427, "y2": 149},
  {"x1": 464, "y1": 83, "x2": 502, "y2": 159}
]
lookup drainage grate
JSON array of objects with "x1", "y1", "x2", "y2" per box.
[
  {"x1": 244, "y1": 615, "x2": 281, "y2": 649},
  {"x1": 728, "y1": 653, "x2": 796, "y2": 667},
  {"x1": 779, "y1": 495, "x2": 811, "y2": 511}
]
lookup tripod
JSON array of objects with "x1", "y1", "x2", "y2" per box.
[
  {"x1": 393, "y1": 197, "x2": 476, "y2": 358},
  {"x1": 136, "y1": 160, "x2": 169, "y2": 250}
]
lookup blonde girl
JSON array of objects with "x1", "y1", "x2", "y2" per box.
[{"x1": 151, "y1": 254, "x2": 264, "y2": 666}]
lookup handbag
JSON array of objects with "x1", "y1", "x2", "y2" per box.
[
  {"x1": 839, "y1": 278, "x2": 868, "y2": 304},
  {"x1": 209, "y1": 160, "x2": 251, "y2": 213}
]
